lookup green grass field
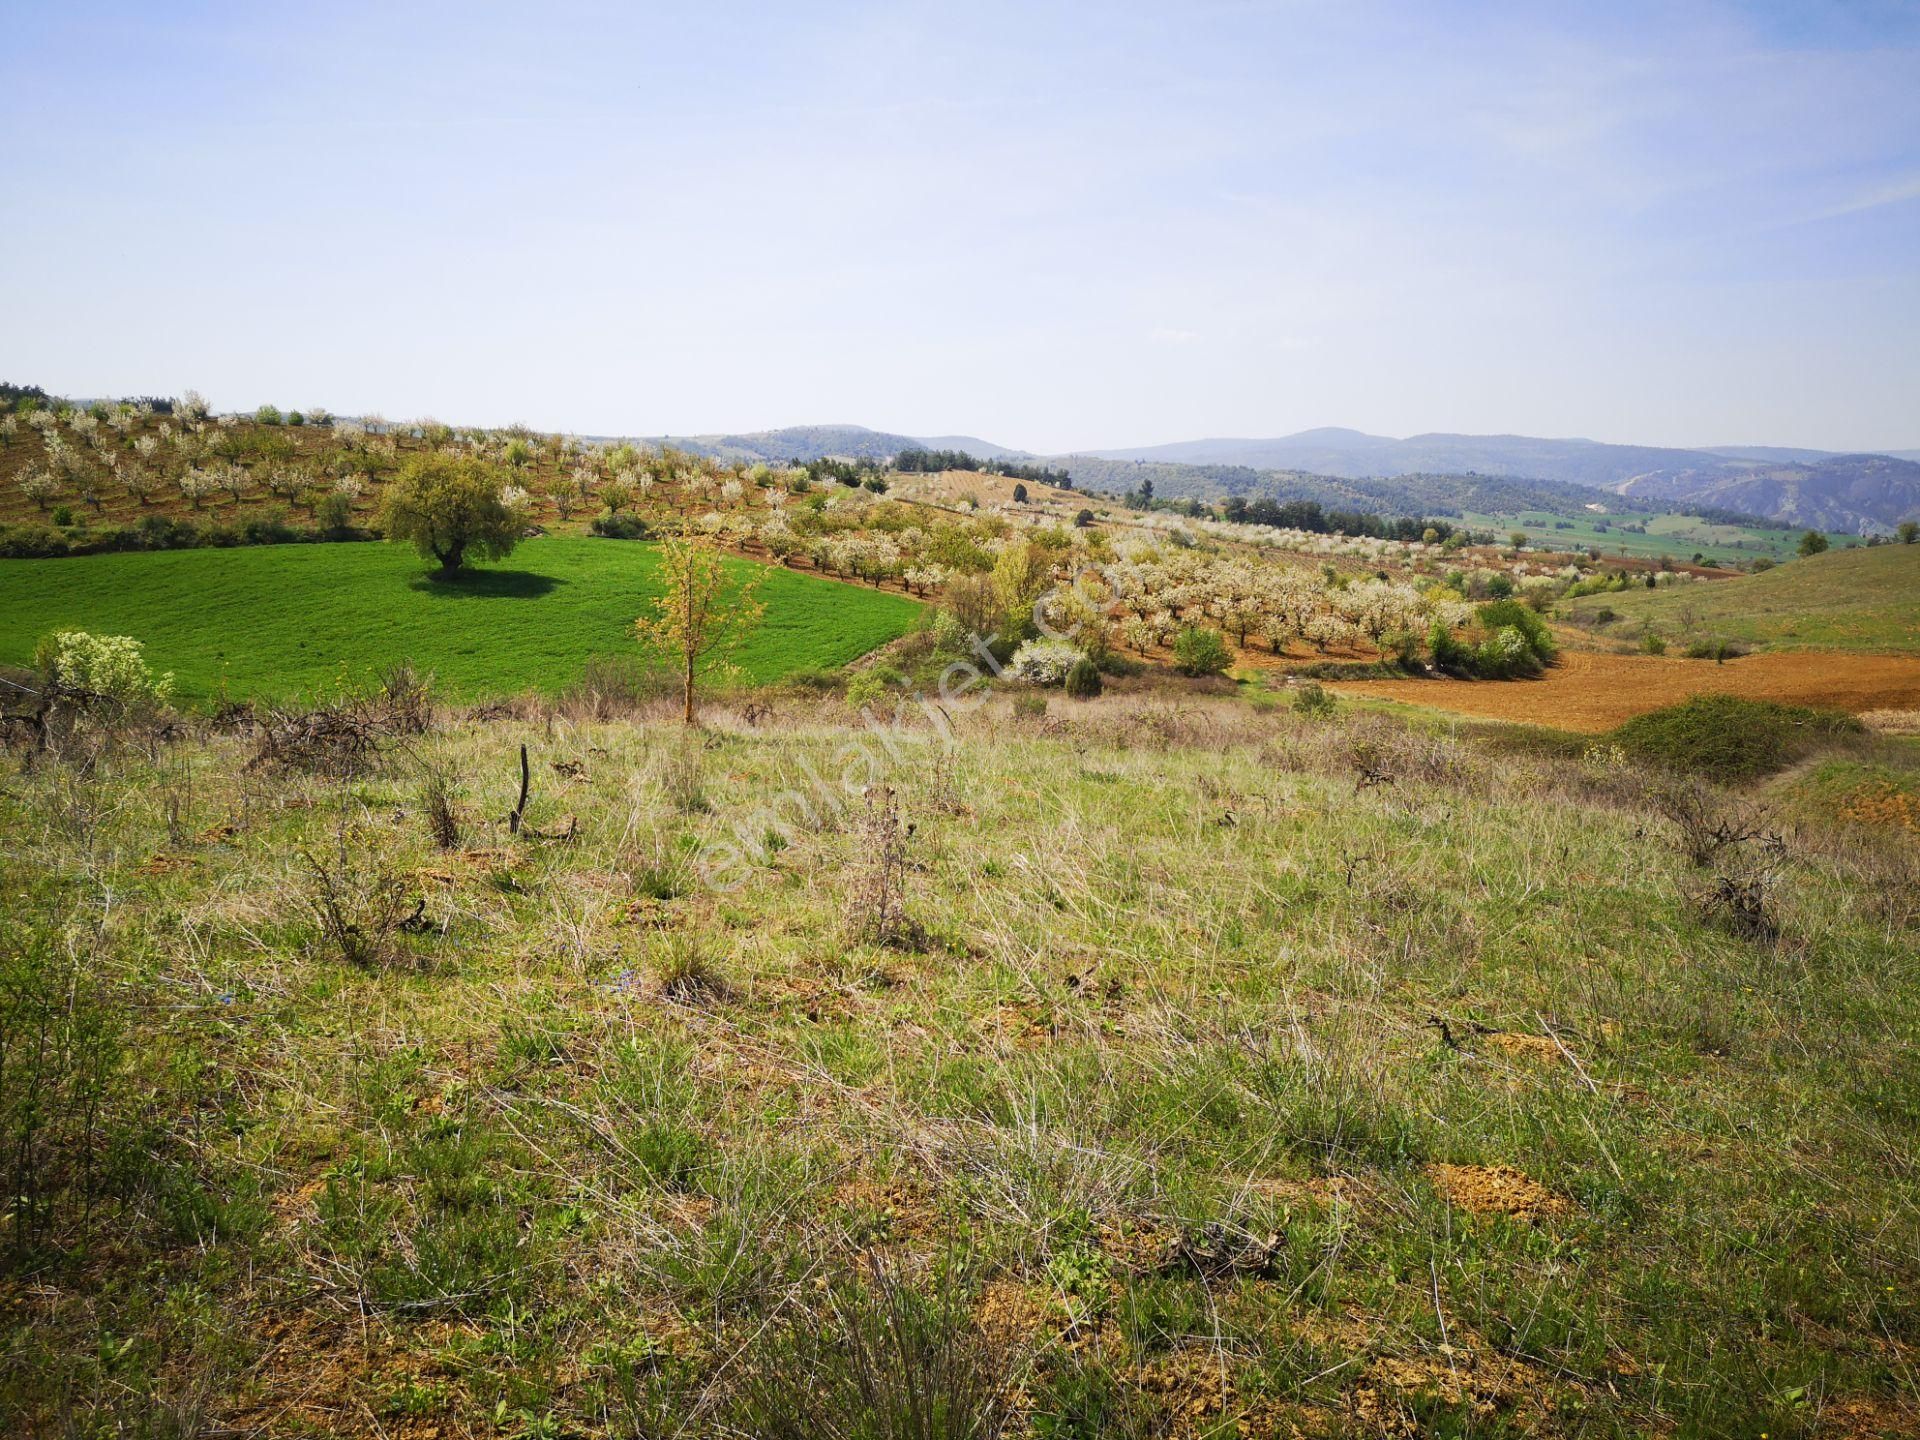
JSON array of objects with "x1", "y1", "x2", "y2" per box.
[
  {"x1": 7, "y1": 697, "x2": 1920, "y2": 1436},
  {"x1": 1468, "y1": 509, "x2": 1843, "y2": 564},
  {"x1": 0, "y1": 538, "x2": 923, "y2": 700},
  {"x1": 1567, "y1": 541, "x2": 1920, "y2": 651}
]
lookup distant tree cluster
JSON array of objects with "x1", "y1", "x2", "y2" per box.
[
  {"x1": 2, "y1": 382, "x2": 53, "y2": 410},
  {"x1": 798, "y1": 455, "x2": 886, "y2": 488},
  {"x1": 1212, "y1": 495, "x2": 1458, "y2": 542},
  {"x1": 892, "y1": 448, "x2": 1071, "y2": 487}
]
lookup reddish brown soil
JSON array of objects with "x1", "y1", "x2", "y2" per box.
[{"x1": 1330, "y1": 648, "x2": 1920, "y2": 733}]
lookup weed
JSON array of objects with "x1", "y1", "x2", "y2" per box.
[
  {"x1": 298, "y1": 834, "x2": 420, "y2": 969},
  {"x1": 729, "y1": 1257, "x2": 1019, "y2": 1440},
  {"x1": 420, "y1": 760, "x2": 462, "y2": 849},
  {"x1": 849, "y1": 785, "x2": 923, "y2": 948}
]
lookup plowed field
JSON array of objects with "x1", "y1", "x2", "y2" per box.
[{"x1": 1329, "y1": 648, "x2": 1920, "y2": 732}]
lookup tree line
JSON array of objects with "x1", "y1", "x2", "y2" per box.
[{"x1": 892, "y1": 448, "x2": 1072, "y2": 487}]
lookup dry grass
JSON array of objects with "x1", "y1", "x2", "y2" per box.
[{"x1": 3, "y1": 692, "x2": 1918, "y2": 1437}]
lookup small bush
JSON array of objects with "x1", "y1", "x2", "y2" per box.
[
  {"x1": 1008, "y1": 638, "x2": 1085, "y2": 686},
  {"x1": 590, "y1": 512, "x2": 652, "y2": 540},
  {"x1": 1063, "y1": 657, "x2": 1102, "y2": 699},
  {"x1": 1614, "y1": 695, "x2": 1863, "y2": 784},
  {"x1": 300, "y1": 841, "x2": 421, "y2": 970},
  {"x1": 1172, "y1": 626, "x2": 1232, "y2": 677},
  {"x1": 847, "y1": 666, "x2": 905, "y2": 712},
  {"x1": 1, "y1": 921, "x2": 129, "y2": 1266},
  {"x1": 1640, "y1": 632, "x2": 1668, "y2": 656},
  {"x1": 1292, "y1": 681, "x2": 1336, "y2": 719},
  {"x1": 1683, "y1": 638, "x2": 1748, "y2": 663},
  {"x1": 781, "y1": 666, "x2": 845, "y2": 694},
  {"x1": 34, "y1": 629, "x2": 174, "y2": 712}
]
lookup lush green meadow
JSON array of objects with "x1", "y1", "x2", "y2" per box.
[
  {"x1": 1568, "y1": 541, "x2": 1920, "y2": 651},
  {"x1": 0, "y1": 537, "x2": 923, "y2": 700},
  {"x1": 1467, "y1": 508, "x2": 1843, "y2": 564}
]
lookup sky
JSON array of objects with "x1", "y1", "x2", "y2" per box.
[{"x1": 3, "y1": 0, "x2": 1917, "y2": 454}]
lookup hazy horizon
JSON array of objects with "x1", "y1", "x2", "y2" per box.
[{"x1": 5, "y1": 1, "x2": 1917, "y2": 454}]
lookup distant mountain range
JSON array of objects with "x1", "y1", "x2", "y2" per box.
[
  {"x1": 636, "y1": 425, "x2": 1015, "y2": 464},
  {"x1": 615, "y1": 423, "x2": 1920, "y2": 532},
  {"x1": 1072, "y1": 430, "x2": 1920, "y2": 531}
]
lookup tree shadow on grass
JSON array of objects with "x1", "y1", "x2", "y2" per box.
[{"x1": 409, "y1": 569, "x2": 564, "y2": 600}]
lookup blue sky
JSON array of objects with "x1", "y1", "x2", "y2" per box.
[{"x1": 3, "y1": 1, "x2": 1916, "y2": 452}]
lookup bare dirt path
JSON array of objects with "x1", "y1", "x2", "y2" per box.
[{"x1": 1328, "y1": 649, "x2": 1920, "y2": 732}]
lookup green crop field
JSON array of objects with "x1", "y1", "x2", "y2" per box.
[
  {"x1": 1467, "y1": 509, "x2": 1844, "y2": 564},
  {"x1": 0, "y1": 538, "x2": 923, "y2": 701},
  {"x1": 1567, "y1": 540, "x2": 1920, "y2": 651}
]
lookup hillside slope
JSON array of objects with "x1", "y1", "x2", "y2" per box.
[
  {"x1": 1568, "y1": 541, "x2": 1920, "y2": 652},
  {"x1": 1613, "y1": 453, "x2": 1920, "y2": 533}
]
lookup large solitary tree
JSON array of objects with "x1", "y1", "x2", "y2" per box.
[
  {"x1": 636, "y1": 536, "x2": 765, "y2": 726},
  {"x1": 378, "y1": 454, "x2": 523, "y2": 577}
]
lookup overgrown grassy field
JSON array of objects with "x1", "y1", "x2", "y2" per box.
[
  {"x1": 0, "y1": 538, "x2": 922, "y2": 700},
  {"x1": 1465, "y1": 509, "x2": 1840, "y2": 565},
  {"x1": 5, "y1": 686, "x2": 1918, "y2": 1438},
  {"x1": 1567, "y1": 542, "x2": 1920, "y2": 652}
]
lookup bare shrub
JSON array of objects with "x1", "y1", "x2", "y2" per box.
[
  {"x1": 560, "y1": 654, "x2": 673, "y2": 721},
  {"x1": 299, "y1": 840, "x2": 421, "y2": 969},
  {"x1": 375, "y1": 662, "x2": 434, "y2": 735},
  {"x1": 1650, "y1": 779, "x2": 1783, "y2": 868},
  {"x1": 419, "y1": 763, "x2": 461, "y2": 850},
  {"x1": 849, "y1": 785, "x2": 923, "y2": 949},
  {"x1": 251, "y1": 672, "x2": 431, "y2": 778},
  {"x1": 1693, "y1": 865, "x2": 1781, "y2": 944}
]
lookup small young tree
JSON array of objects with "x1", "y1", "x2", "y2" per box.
[
  {"x1": 635, "y1": 536, "x2": 765, "y2": 726},
  {"x1": 601, "y1": 478, "x2": 635, "y2": 517},
  {"x1": 377, "y1": 454, "x2": 522, "y2": 577},
  {"x1": 17, "y1": 467, "x2": 59, "y2": 511},
  {"x1": 1798, "y1": 530, "x2": 1829, "y2": 558},
  {"x1": 1898, "y1": 520, "x2": 1918, "y2": 546},
  {"x1": 177, "y1": 468, "x2": 218, "y2": 509},
  {"x1": 1173, "y1": 625, "x2": 1232, "y2": 676}
]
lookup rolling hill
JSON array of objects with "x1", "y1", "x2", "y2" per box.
[
  {"x1": 630, "y1": 424, "x2": 1016, "y2": 464},
  {"x1": 632, "y1": 425, "x2": 1920, "y2": 531},
  {"x1": 1567, "y1": 540, "x2": 1920, "y2": 652}
]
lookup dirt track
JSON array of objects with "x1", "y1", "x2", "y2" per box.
[{"x1": 1328, "y1": 649, "x2": 1920, "y2": 733}]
